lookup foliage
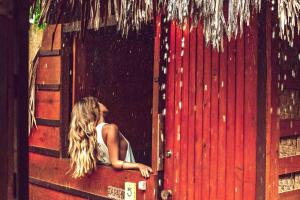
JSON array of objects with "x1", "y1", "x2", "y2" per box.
[{"x1": 29, "y1": 0, "x2": 46, "y2": 30}]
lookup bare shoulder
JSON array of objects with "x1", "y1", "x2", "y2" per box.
[{"x1": 102, "y1": 123, "x2": 119, "y2": 139}]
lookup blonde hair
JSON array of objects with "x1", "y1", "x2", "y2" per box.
[{"x1": 68, "y1": 96, "x2": 101, "y2": 178}]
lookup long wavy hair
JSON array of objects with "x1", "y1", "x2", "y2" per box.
[{"x1": 68, "y1": 96, "x2": 102, "y2": 178}]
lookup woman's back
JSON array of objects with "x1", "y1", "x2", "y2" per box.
[{"x1": 96, "y1": 122, "x2": 135, "y2": 165}]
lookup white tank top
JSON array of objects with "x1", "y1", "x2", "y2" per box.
[{"x1": 96, "y1": 122, "x2": 135, "y2": 165}]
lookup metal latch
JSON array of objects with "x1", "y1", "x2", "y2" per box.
[
  {"x1": 161, "y1": 189, "x2": 172, "y2": 200},
  {"x1": 165, "y1": 150, "x2": 172, "y2": 158}
]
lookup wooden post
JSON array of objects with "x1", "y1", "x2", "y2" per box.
[
  {"x1": 0, "y1": 0, "x2": 29, "y2": 199},
  {"x1": 256, "y1": 0, "x2": 267, "y2": 199}
]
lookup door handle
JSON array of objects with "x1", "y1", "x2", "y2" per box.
[{"x1": 161, "y1": 189, "x2": 172, "y2": 200}]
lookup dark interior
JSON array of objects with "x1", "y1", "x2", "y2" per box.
[{"x1": 73, "y1": 25, "x2": 154, "y2": 165}]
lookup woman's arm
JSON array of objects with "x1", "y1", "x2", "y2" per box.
[{"x1": 105, "y1": 123, "x2": 153, "y2": 178}]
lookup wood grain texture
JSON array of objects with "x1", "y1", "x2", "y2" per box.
[
  {"x1": 210, "y1": 43, "x2": 219, "y2": 200},
  {"x1": 202, "y1": 40, "x2": 211, "y2": 200},
  {"x1": 35, "y1": 91, "x2": 61, "y2": 120},
  {"x1": 187, "y1": 21, "x2": 196, "y2": 200},
  {"x1": 280, "y1": 120, "x2": 300, "y2": 137},
  {"x1": 29, "y1": 153, "x2": 157, "y2": 200},
  {"x1": 279, "y1": 190, "x2": 300, "y2": 200},
  {"x1": 266, "y1": 2, "x2": 280, "y2": 199},
  {"x1": 194, "y1": 22, "x2": 204, "y2": 200},
  {"x1": 226, "y1": 37, "x2": 236, "y2": 200},
  {"x1": 179, "y1": 20, "x2": 189, "y2": 200},
  {"x1": 29, "y1": 184, "x2": 85, "y2": 200},
  {"x1": 151, "y1": 15, "x2": 161, "y2": 172},
  {"x1": 173, "y1": 23, "x2": 183, "y2": 200},
  {"x1": 29, "y1": 125, "x2": 60, "y2": 150},
  {"x1": 217, "y1": 32, "x2": 227, "y2": 200},
  {"x1": 163, "y1": 19, "x2": 259, "y2": 200},
  {"x1": 36, "y1": 56, "x2": 61, "y2": 85},
  {"x1": 164, "y1": 20, "x2": 176, "y2": 193},
  {"x1": 40, "y1": 24, "x2": 61, "y2": 51},
  {"x1": 278, "y1": 156, "x2": 300, "y2": 175},
  {"x1": 235, "y1": 29, "x2": 245, "y2": 200},
  {"x1": 244, "y1": 14, "x2": 258, "y2": 200}
]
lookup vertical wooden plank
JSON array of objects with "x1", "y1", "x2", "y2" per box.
[
  {"x1": 164, "y1": 20, "x2": 176, "y2": 192},
  {"x1": 152, "y1": 15, "x2": 161, "y2": 173},
  {"x1": 244, "y1": 14, "x2": 258, "y2": 200},
  {"x1": 0, "y1": 16, "x2": 12, "y2": 200},
  {"x1": 202, "y1": 43, "x2": 212, "y2": 200},
  {"x1": 266, "y1": 2, "x2": 280, "y2": 199},
  {"x1": 265, "y1": 3, "x2": 272, "y2": 199},
  {"x1": 210, "y1": 43, "x2": 219, "y2": 200},
  {"x1": 173, "y1": 22, "x2": 183, "y2": 199},
  {"x1": 195, "y1": 22, "x2": 204, "y2": 200},
  {"x1": 268, "y1": 10, "x2": 280, "y2": 200},
  {"x1": 61, "y1": 32, "x2": 72, "y2": 158},
  {"x1": 256, "y1": 1, "x2": 268, "y2": 199},
  {"x1": 72, "y1": 36, "x2": 76, "y2": 106},
  {"x1": 15, "y1": 1, "x2": 29, "y2": 199},
  {"x1": 235, "y1": 31, "x2": 245, "y2": 200},
  {"x1": 187, "y1": 21, "x2": 197, "y2": 200},
  {"x1": 226, "y1": 39, "x2": 236, "y2": 200},
  {"x1": 217, "y1": 33, "x2": 228, "y2": 200},
  {"x1": 180, "y1": 19, "x2": 190, "y2": 200}
]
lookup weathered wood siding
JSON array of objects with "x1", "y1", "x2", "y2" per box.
[
  {"x1": 164, "y1": 15, "x2": 259, "y2": 200},
  {"x1": 29, "y1": 24, "x2": 159, "y2": 200},
  {"x1": 265, "y1": 1, "x2": 300, "y2": 199}
]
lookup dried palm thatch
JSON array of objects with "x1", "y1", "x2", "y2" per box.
[
  {"x1": 28, "y1": 55, "x2": 39, "y2": 135},
  {"x1": 31, "y1": 0, "x2": 299, "y2": 50},
  {"x1": 278, "y1": 0, "x2": 300, "y2": 46},
  {"x1": 31, "y1": 0, "x2": 153, "y2": 38}
]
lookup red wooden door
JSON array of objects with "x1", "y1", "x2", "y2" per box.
[{"x1": 163, "y1": 16, "x2": 259, "y2": 200}]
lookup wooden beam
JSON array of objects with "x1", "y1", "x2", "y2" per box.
[
  {"x1": 279, "y1": 155, "x2": 300, "y2": 175},
  {"x1": 280, "y1": 119, "x2": 300, "y2": 137},
  {"x1": 256, "y1": 0, "x2": 267, "y2": 199},
  {"x1": 152, "y1": 15, "x2": 161, "y2": 173},
  {"x1": 15, "y1": 0, "x2": 29, "y2": 199},
  {"x1": 279, "y1": 190, "x2": 300, "y2": 200},
  {"x1": 36, "y1": 118, "x2": 61, "y2": 127},
  {"x1": 29, "y1": 153, "x2": 157, "y2": 199},
  {"x1": 62, "y1": 16, "x2": 117, "y2": 33},
  {"x1": 29, "y1": 146, "x2": 60, "y2": 158},
  {"x1": 36, "y1": 84, "x2": 61, "y2": 91},
  {"x1": 30, "y1": 178, "x2": 109, "y2": 200},
  {"x1": 0, "y1": 15, "x2": 12, "y2": 200},
  {"x1": 60, "y1": 31, "x2": 72, "y2": 158},
  {"x1": 39, "y1": 50, "x2": 61, "y2": 57}
]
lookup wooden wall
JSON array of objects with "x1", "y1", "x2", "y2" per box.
[
  {"x1": 29, "y1": 25, "x2": 158, "y2": 200},
  {"x1": 265, "y1": 0, "x2": 300, "y2": 199},
  {"x1": 163, "y1": 15, "x2": 259, "y2": 200}
]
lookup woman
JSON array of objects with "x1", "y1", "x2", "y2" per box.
[{"x1": 68, "y1": 96, "x2": 152, "y2": 178}]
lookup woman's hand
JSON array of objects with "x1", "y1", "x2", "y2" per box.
[{"x1": 137, "y1": 163, "x2": 153, "y2": 178}]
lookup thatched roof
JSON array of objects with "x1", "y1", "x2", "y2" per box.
[{"x1": 31, "y1": 0, "x2": 300, "y2": 50}]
